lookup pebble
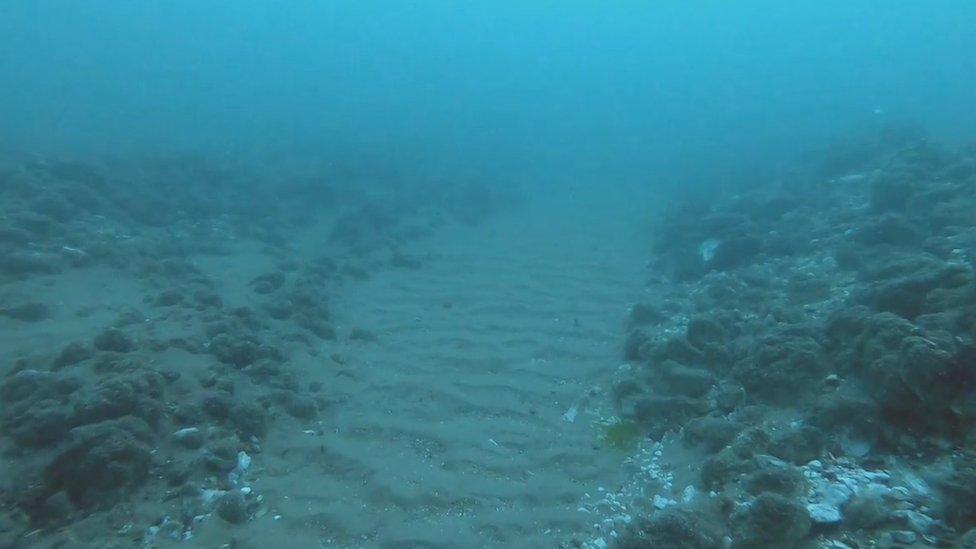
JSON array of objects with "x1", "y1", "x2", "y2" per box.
[
  {"x1": 886, "y1": 486, "x2": 912, "y2": 501},
  {"x1": 893, "y1": 509, "x2": 938, "y2": 534},
  {"x1": 807, "y1": 503, "x2": 842, "y2": 524},
  {"x1": 653, "y1": 495, "x2": 674, "y2": 510},
  {"x1": 172, "y1": 427, "x2": 204, "y2": 449},
  {"x1": 891, "y1": 531, "x2": 918, "y2": 544}
]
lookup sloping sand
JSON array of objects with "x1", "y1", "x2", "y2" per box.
[{"x1": 183, "y1": 190, "x2": 653, "y2": 547}]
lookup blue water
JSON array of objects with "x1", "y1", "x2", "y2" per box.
[{"x1": 2, "y1": 2, "x2": 973, "y2": 189}]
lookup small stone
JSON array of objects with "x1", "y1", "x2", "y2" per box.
[
  {"x1": 807, "y1": 503, "x2": 842, "y2": 524},
  {"x1": 236, "y1": 451, "x2": 252, "y2": 472},
  {"x1": 817, "y1": 482, "x2": 854, "y2": 508},
  {"x1": 886, "y1": 486, "x2": 912, "y2": 501},
  {"x1": 893, "y1": 509, "x2": 938, "y2": 534},
  {"x1": 172, "y1": 427, "x2": 204, "y2": 449},
  {"x1": 891, "y1": 531, "x2": 917, "y2": 544},
  {"x1": 653, "y1": 495, "x2": 672, "y2": 510}
]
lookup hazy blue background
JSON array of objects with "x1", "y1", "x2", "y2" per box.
[{"x1": 1, "y1": 1, "x2": 974, "y2": 187}]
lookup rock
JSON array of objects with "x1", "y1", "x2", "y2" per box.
[
  {"x1": 630, "y1": 395, "x2": 709, "y2": 438},
  {"x1": 154, "y1": 289, "x2": 184, "y2": 306},
  {"x1": 707, "y1": 235, "x2": 763, "y2": 271},
  {"x1": 250, "y1": 272, "x2": 285, "y2": 294},
  {"x1": 0, "y1": 226, "x2": 32, "y2": 246},
  {"x1": 683, "y1": 415, "x2": 743, "y2": 453},
  {"x1": 264, "y1": 301, "x2": 292, "y2": 320},
  {"x1": 843, "y1": 491, "x2": 891, "y2": 529},
  {"x1": 807, "y1": 385, "x2": 879, "y2": 442},
  {"x1": 45, "y1": 416, "x2": 154, "y2": 509},
  {"x1": 891, "y1": 531, "x2": 917, "y2": 544},
  {"x1": 0, "y1": 252, "x2": 61, "y2": 277},
  {"x1": 37, "y1": 490, "x2": 76, "y2": 525},
  {"x1": 871, "y1": 173, "x2": 917, "y2": 212},
  {"x1": 806, "y1": 502, "x2": 842, "y2": 524},
  {"x1": 701, "y1": 446, "x2": 754, "y2": 490},
  {"x1": 685, "y1": 317, "x2": 726, "y2": 349},
  {"x1": 229, "y1": 401, "x2": 269, "y2": 439},
  {"x1": 73, "y1": 372, "x2": 165, "y2": 428},
  {"x1": 172, "y1": 427, "x2": 204, "y2": 449},
  {"x1": 715, "y1": 384, "x2": 746, "y2": 413},
  {"x1": 616, "y1": 509, "x2": 722, "y2": 549},
  {"x1": 732, "y1": 332, "x2": 824, "y2": 404},
  {"x1": 768, "y1": 425, "x2": 824, "y2": 464},
  {"x1": 284, "y1": 394, "x2": 317, "y2": 420},
  {"x1": 0, "y1": 302, "x2": 50, "y2": 322},
  {"x1": 893, "y1": 509, "x2": 940, "y2": 535},
  {"x1": 936, "y1": 452, "x2": 976, "y2": 530},
  {"x1": 297, "y1": 316, "x2": 336, "y2": 340},
  {"x1": 202, "y1": 436, "x2": 241, "y2": 473},
  {"x1": 959, "y1": 528, "x2": 976, "y2": 547},
  {"x1": 209, "y1": 333, "x2": 281, "y2": 368},
  {"x1": 390, "y1": 251, "x2": 421, "y2": 269},
  {"x1": 732, "y1": 493, "x2": 811, "y2": 548},
  {"x1": 349, "y1": 328, "x2": 378, "y2": 342},
  {"x1": 0, "y1": 369, "x2": 82, "y2": 446},
  {"x1": 93, "y1": 328, "x2": 134, "y2": 353},
  {"x1": 853, "y1": 214, "x2": 920, "y2": 247},
  {"x1": 623, "y1": 329, "x2": 650, "y2": 362},
  {"x1": 743, "y1": 467, "x2": 807, "y2": 498},
  {"x1": 216, "y1": 490, "x2": 249, "y2": 524},
  {"x1": 860, "y1": 258, "x2": 971, "y2": 320},
  {"x1": 193, "y1": 289, "x2": 223, "y2": 308},
  {"x1": 663, "y1": 363, "x2": 716, "y2": 398},
  {"x1": 626, "y1": 303, "x2": 666, "y2": 329},
  {"x1": 652, "y1": 494, "x2": 674, "y2": 510},
  {"x1": 52, "y1": 342, "x2": 93, "y2": 369},
  {"x1": 649, "y1": 336, "x2": 704, "y2": 368},
  {"x1": 202, "y1": 394, "x2": 233, "y2": 421}
]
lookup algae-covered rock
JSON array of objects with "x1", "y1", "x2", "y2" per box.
[
  {"x1": 616, "y1": 509, "x2": 723, "y2": 549},
  {"x1": 45, "y1": 416, "x2": 154, "y2": 509},
  {"x1": 743, "y1": 467, "x2": 807, "y2": 498},
  {"x1": 731, "y1": 332, "x2": 823, "y2": 404},
  {"x1": 683, "y1": 415, "x2": 743, "y2": 453},
  {"x1": 731, "y1": 493, "x2": 811, "y2": 548},
  {"x1": 93, "y1": 328, "x2": 134, "y2": 353},
  {"x1": 626, "y1": 303, "x2": 666, "y2": 330}
]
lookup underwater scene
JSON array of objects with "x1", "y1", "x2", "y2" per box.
[{"x1": 1, "y1": 2, "x2": 975, "y2": 548}]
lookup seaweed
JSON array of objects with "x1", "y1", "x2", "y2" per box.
[{"x1": 602, "y1": 420, "x2": 641, "y2": 452}]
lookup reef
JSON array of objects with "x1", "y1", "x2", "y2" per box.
[
  {"x1": 0, "y1": 152, "x2": 512, "y2": 546},
  {"x1": 605, "y1": 136, "x2": 976, "y2": 548}
]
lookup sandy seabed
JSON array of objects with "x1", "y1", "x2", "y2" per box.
[{"x1": 0, "y1": 177, "x2": 654, "y2": 548}]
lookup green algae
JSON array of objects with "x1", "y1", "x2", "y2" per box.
[{"x1": 602, "y1": 420, "x2": 641, "y2": 452}]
